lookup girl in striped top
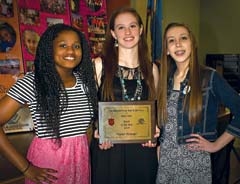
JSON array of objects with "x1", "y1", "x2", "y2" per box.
[{"x1": 0, "y1": 23, "x2": 98, "y2": 184}]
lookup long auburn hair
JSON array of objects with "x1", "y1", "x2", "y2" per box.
[
  {"x1": 34, "y1": 24, "x2": 98, "y2": 141},
  {"x1": 157, "y1": 22, "x2": 202, "y2": 127},
  {"x1": 101, "y1": 7, "x2": 155, "y2": 101}
]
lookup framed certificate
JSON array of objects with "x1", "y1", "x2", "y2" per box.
[{"x1": 98, "y1": 101, "x2": 156, "y2": 144}]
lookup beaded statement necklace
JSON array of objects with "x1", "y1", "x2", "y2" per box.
[{"x1": 118, "y1": 66, "x2": 143, "y2": 101}]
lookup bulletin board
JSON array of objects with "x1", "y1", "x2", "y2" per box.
[
  {"x1": 70, "y1": 0, "x2": 107, "y2": 58},
  {"x1": 18, "y1": 0, "x2": 71, "y2": 73},
  {"x1": 0, "y1": 0, "x2": 23, "y2": 99}
]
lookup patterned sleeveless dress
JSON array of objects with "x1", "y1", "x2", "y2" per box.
[{"x1": 156, "y1": 90, "x2": 212, "y2": 184}]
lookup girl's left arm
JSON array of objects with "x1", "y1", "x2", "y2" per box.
[
  {"x1": 212, "y1": 71, "x2": 240, "y2": 137},
  {"x1": 186, "y1": 71, "x2": 240, "y2": 152},
  {"x1": 152, "y1": 63, "x2": 159, "y2": 90}
]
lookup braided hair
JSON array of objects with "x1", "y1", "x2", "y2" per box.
[{"x1": 34, "y1": 23, "x2": 98, "y2": 141}]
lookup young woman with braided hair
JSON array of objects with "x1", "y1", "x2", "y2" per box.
[{"x1": 0, "y1": 23, "x2": 98, "y2": 184}]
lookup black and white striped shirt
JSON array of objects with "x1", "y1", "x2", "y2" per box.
[{"x1": 7, "y1": 72, "x2": 94, "y2": 138}]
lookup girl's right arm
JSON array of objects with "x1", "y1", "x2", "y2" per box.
[
  {"x1": 0, "y1": 95, "x2": 57, "y2": 183},
  {"x1": 0, "y1": 95, "x2": 31, "y2": 175}
]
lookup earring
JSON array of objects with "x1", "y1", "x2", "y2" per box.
[
  {"x1": 167, "y1": 51, "x2": 170, "y2": 55},
  {"x1": 114, "y1": 39, "x2": 118, "y2": 47}
]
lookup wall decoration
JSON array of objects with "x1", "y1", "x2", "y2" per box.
[
  {"x1": 0, "y1": 0, "x2": 23, "y2": 99},
  {"x1": 70, "y1": 0, "x2": 107, "y2": 58},
  {"x1": 22, "y1": 29, "x2": 40, "y2": 56},
  {"x1": 85, "y1": 0, "x2": 103, "y2": 12},
  {"x1": 0, "y1": 0, "x2": 14, "y2": 18},
  {"x1": 0, "y1": 58, "x2": 20, "y2": 75},
  {"x1": 25, "y1": 60, "x2": 34, "y2": 72},
  {"x1": 71, "y1": 13, "x2": 83, "y2": 32},
  {"x1": 18, "y1": 0, "x2": 71, "y2": 72},
  {"x1": 40, "y1": 0, "x2": 66, "y2": 14},
  {"x1": 0, "y1": 21, "x2": 16, "y2": 52},
  {"x1": 87, "y1": 15, "x2": 105, "y2": 58}
]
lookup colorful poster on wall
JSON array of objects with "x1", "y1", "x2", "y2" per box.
[
  {"x1": 0, "y1": 0, "x2": 23, "y2": 99},
  {"x1": 70, "y1": 0, "x2": 107, "y2": 58},
  {"x1": 18, "y1": 0, "x2": 71, "y2": 73}
]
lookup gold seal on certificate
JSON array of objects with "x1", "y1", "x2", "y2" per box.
[{"x1": 98, "y1": 101, "x2": 156, "y2": 144}]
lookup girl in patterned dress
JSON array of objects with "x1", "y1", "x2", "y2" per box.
[
  {"x1": 156, "y1": 22, "x2": 240, "y2": 184},
  {"x1": 0, "y1": 23, "x2": 98, "y2": 183}
]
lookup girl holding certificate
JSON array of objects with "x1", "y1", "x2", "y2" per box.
[{"x1": 91, "y1": 7, "x2": 159, "y2": 184}]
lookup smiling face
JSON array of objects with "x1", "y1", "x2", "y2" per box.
[
  {"x1": 53, "y1": 30, "x2": 82, "y2": 74},
  {"x1": 110, "y1": 12, "x2": 143, "y2": 49},
  {"x1": 166, "y1": 26, "x2": 192, "y2": 66}
]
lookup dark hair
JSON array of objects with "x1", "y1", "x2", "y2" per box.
[
  {"x1": 34, "y1": 23, "x2": 98, "y2": 141},
  {"x1": 157, "y1": 22, "x2": 202, "y2": 127},
  {"x1": 101, "y1": 7, "x2": 155, "y2": 101}
]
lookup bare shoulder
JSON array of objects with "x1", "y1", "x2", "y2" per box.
[
  {"x1": 92, "y1": 57, "x2": 103, "y2": 86},
  {"x1": 152, "y1": 62, "x2": 159, "y2": 70},
  {"x1": 152, "y1": 63, "x2": 159, "y2": 75},
  {"x1": 152, "y1": 62, "x2": 159, "y2": 89},
  {"x1": 92, "y1": 57, "x2": 102, "y2": 71},
  {"x1": 93, "y1": 57, "x2": 102, "y2": 65}
]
